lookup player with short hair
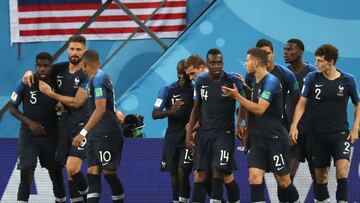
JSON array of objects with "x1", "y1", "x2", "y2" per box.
[
  {"x1": 72, "y1": 49, "x2": 125, "y2": 203},
  {"x1": 290, "y1": 44, "x2": 360, "y2": 203},
  {"x1": 186, "y1": 48, "x2": 244, "y2": 202},
  {"x1": 283, "y1": 38, "x2": 316, "y2": 182},
  {"x1": 9, "y1": 52, "x2": 66, "y2": 203},
  {"x1": 152, "y1": 59, "x2": 194, "y2": 203},
  {"x1": 25, "y1": 35, "x2": 89, "y2": 202},
  {"x1": 222, "y1": 48, "x2": 300, "y2": 202}
]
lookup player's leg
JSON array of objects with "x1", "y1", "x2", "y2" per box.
[
  {"x1": 100, "y1": 135, "x2": 125, "y2": 203},
  {"x1": 17, "y1": 132, "x2": 37, "y2": 202},
  {"x1": 270, "y1": 139, "x2": 299, "y2": 203},
  {"x1": 40, "y1": 138, "x2": 66, "y2": 203},
  {"x1": 248, "y1": 168, "x2": 266, "y2": 203},
  {"x1": 332, "y1": 134, "x2": 351, "y2": 202},
  {"x1": 66, "y1": 155, "x2": 87, "y2": 203},
  {"x1": 192, "y1": 134, "x2": 207, "y2": 203},
  {"x1": 86, "y1": 140, "x2": 102, "y2": 203},
  {"x1": 312, "y1": 135, "x2": 331, "y2": 203},
  {"x1": 224, "y1": 173, "x2": 240, "y2": 203},
  {"x1": 177, "y1": 148, "x2": 193, "y2": 203}
]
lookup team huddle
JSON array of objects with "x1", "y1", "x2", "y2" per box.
[
  {"x1": 8, "y1": 35, "x2": 359, "y2": 203},
  {"x1": 153, "y1": 39, "x2": 360, "y2": 203}
]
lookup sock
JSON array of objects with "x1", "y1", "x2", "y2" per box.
[
  {"x1": 72, "y1": 171, "x2": 89, "y2": 195},
  {"x1": 69, "y1": 180, "x2": 83, "y2": 203},
  {"x1": 171, "y1": 174, "x2": 179, "y2": 202},
  {"x1": 48, "y1": 165, "x2": 66, "y2": 203},
  {"x1": 336, "y1": 178, "x2": 348, "y2": 201},
  {"x1": 192, "y1": 182, "x2": 206, "y2": 203},
  {"x1": 200, "y1": 179, "x2": 212, "y2": 196},
  {"x1": 104, "y1": 174, "x2": 124, "y2": 203},
  {"x1": 225, "y1": 180, "x2": 240, "y2": 203},
  {"x1": 178, "y1": 167, "x2": 191, "y2": 203},
  {"x1": 210, "y1": 178, "x2": 223, "y2": 201},
  {"x1": 280, "y1": 183, "x2": 299, "y2": 202},
  {"x1": 250, "y1": 184, "x2": 265, "y2": 202},
  {"x1": 87, "y1": 174, "x2": 101, "y2": 203},
  {"x1": 314, "y1": 182, "x2": 329, "y2": 202}
]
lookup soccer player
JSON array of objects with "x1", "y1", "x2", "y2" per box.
[
  {"x1": 222, "y1": 48, "x2": 300, "y2": 202},
  {"x1": 72, "y1": 49, "x2": 125, "y2": 203},
  {"x1": 284, "y1": 38, "x2": 316, "y2": 182},
  {"x1": 9, "y1": 52, "x2": 66, "y2": 203},
  {"x1": 186, "y1": 48, "x2": 244, "y2": 202},
  {"x1": 24, "y1": 35, "x2": 89, "y2": 202},
  {"x1": 290, "y1": 44, "x2": 360, "y2": 203},
  {"x1": 185, "y1": 54, "x2": 240, "y2": 203},
  {"x1": 152, "y1": 59, "x2": 194, "y2": 203}
]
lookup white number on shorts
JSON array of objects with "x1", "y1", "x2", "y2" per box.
[
  {"x1": 99, "y1": 150, "x2": 111, "y2": 162},
  {"x1": 344, "y1": 142, "x2": 350, "y2": 154},
  {"x1": 315, "y1": 88, "x2": 321, "y2": 100},
  {"x1": 273, "y1": 154, "x2": 285, "y2": 167},
  {"x1": 220, "y1": 150, "x2": 229, "y2": 163},
  {"x1": 184, "y1": 149, "x2": 193, "y2": 161}
]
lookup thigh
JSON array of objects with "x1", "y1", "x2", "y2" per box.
[
  {"x1": 268, "y1": 139, "x2": 290, "y2": 175},
  {"x1": 178, "y1": 148, "x2": 193, "y2": 170},
  {"x1": 248, "y1": 137, "x2": 267, "y2": 171},
  {"x1": 195, "y1": 136, "x2": 213, "y2": 171},
  {"x1": 211, "y1": 134, "x2": 235, "y2": 173},
  {"x1": 93, "y1": 136, "x2": 124, "y2": 170},
  {"x1": 312, "y1": 135, "x2": 331, "y2": 168},
  {"x1": 17, "y1": 133, "x2": 38, "y2": 170}
]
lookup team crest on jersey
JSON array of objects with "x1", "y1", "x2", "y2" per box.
[
  {"x1": 74, "y1": 76, "x2": 80, "y2": 88},
  {"x1": 337, "y1": 84, "x2": 344, "y2": 96}
]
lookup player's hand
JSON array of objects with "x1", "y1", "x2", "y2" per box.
[
  {"x1": 289, "y1": 125, "x2": 298, "y2": 145},
  {"x1": 39, "y1": 80, "x2": 53, "y2": 96},
  {"x1": 233, "y1": 73, "x2": 245, "y2": 85},
  {"x1": 221, "y1": 83, "x2": 239, "y2": 98},
  {"x1": 28, "y1": 120, "x2": 45, "y2": 135},
  {"x1": 236, "y1": 125, "x2": 246, "y2": 140},
  {"x1": 55, "y1": 102, "x2": 66, "y2": 112},
  {"x1": 23, "y1": 71, "x2": 34, "y2": 87},
  {"x1": 169, "y1": 101, "x2": 184, "y2": 115},
  {"x1": 348, "y1": 128, "x2": 359, "y2": 144},
  {"x1": 186, "y1": 129, "x2": 195, "y2": 151},
  {"x1": 72, "y1": 134, "x2": 85, "y2": 147}
]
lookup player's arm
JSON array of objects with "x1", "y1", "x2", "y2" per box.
[
  {"x1": 186, "y1": 101, "x2": 200, "y2": 150},
  {"x1": 289, "y1": 96, "x2": 307, "y2": 143},
  {"x1": 8, "y1": 82, "x2": 45, "y2": 135},
  {"x1": 39, "y1": 80, "x2": 88, "y2": 108},
  {"x1": 348, "y1": 77, "x2": 360, "y2": 144}
]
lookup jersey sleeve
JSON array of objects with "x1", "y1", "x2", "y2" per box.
[
  {"x1": 79, "y1": 75, "x2": 88, "y2": 89},
  {"x1": 301, "y1": 72, "x2": 316, "y2": 98},
  {"x1": 260, "y1": 76, "x2": 280, "y2": 102},
  {"x1": 92, "y1": 74, "x2": 107, "y2": 100},
  {"x1": 154, "y1": 85, "x2": 169, "y2": 110},
  {"x1": 283, "y1": 67, "x2": 300, "y2": 94},
  {"x1": 194, "y1": 77, "x2": 201, "y2": 101},
  {"x1": 348, "y1": 75, "x2": 360, "y2": 104},
  {"x1": 10, "y1": 80, "x2": 25, "y2": 106}
]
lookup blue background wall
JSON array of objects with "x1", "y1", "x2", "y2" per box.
[{"x1": 119, "y1": 0, "x2": 360, "y2": 137}]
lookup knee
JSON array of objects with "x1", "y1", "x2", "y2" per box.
[
  {"x1": 315, "y1": 170, "x2": 329, "y2": 184},
  {"x1": 336, "y1": 169, "x2": 348, "y2": 179},
  {"x1": 20, "y1": 170, "x2": 34, "y2": 185},
  {"x1": 194, "y1": 171, "x2": 201, "y2": 183},
  {"x1": 223, "y1": 173, "x2": 234, "y2": 184},
  {"x1": 65, "y1": 165, "x2": 80, "y2": 176},
  {"x1": 87, "y1": 166, "x2": 101, "y2": 175},
  {"x1": 248, "y1": 173, "x2": 262, "y2": 184}
]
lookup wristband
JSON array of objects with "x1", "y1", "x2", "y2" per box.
[{"x1": 80, "y1": 129, "x2": 88, "y2": 137}]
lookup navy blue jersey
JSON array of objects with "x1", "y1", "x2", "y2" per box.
[
  {"x1": 52, "y1": 62, "x2": 89, "y2": 128},
  {"x1": 250, "y1": 73, "x2": 288, "y2": 139},
  {"x1": 286, "y1": 63, "x2": 316, "y2": 132},
  {"x1": 88, "y1": 70, "x2": 122, "y2": 137},
  {"x1": 194, "y1": 71, "x2": 245, "y2": 137},
  {"x1": 154, "y1": 81, "x2": 194, "y2": 144},
  {"x1": 302, "y1": 70, "x2": 360, "y2": 134},
  {"x1": 246, "y1": 64, "x2": 299, "y2": 128},
  {"x1": 10, "y1": 77, "x2": 58, "y2": 135}
]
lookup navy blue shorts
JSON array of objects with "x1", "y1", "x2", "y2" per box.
[
  {"x1": 248, "y1": 136, "x2": 290, "y2": 175},
  {"x1": 17, "y1": 129, "x2": 57, "y2": 170},
  {"x1": 160, "y1": 145, "x2": 193, "y2": 174},
  {"x1": 195, "y1": 130, "x2": 236, "y2": 173},
  {"x1": 87, "y1": 135, "x2": 124, "y2": 170}
]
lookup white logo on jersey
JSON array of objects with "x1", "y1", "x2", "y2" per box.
[
  {"x1": 10, "y1": 92, "x2": 18, "y2": 101},
  {"x1": 315, "y1": 84, "x2": 323, "y2": 88},
  {"x1": 56, "y1": 75, "x2": 64, "y2": 78},
  {"x1": 201, "y1": 85, "x2": 209, "y2": 88},
  {"x1": 337, "y1": 84, "x2": 344, "y2": 96},
  {"x1": 154, "y1": 98, "x2": 163, "y2": 108},
  {"x1": 173, "y1": 94, "x2": 181, "y2": 98}
]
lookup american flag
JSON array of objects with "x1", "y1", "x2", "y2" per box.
[{"x1": 9, "y1": 0, "x2": 187, "y2": 43}]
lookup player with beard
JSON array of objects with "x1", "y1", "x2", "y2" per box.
[{"x1": 23, "y1": 35, "x2": 89, "y2": 203}]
